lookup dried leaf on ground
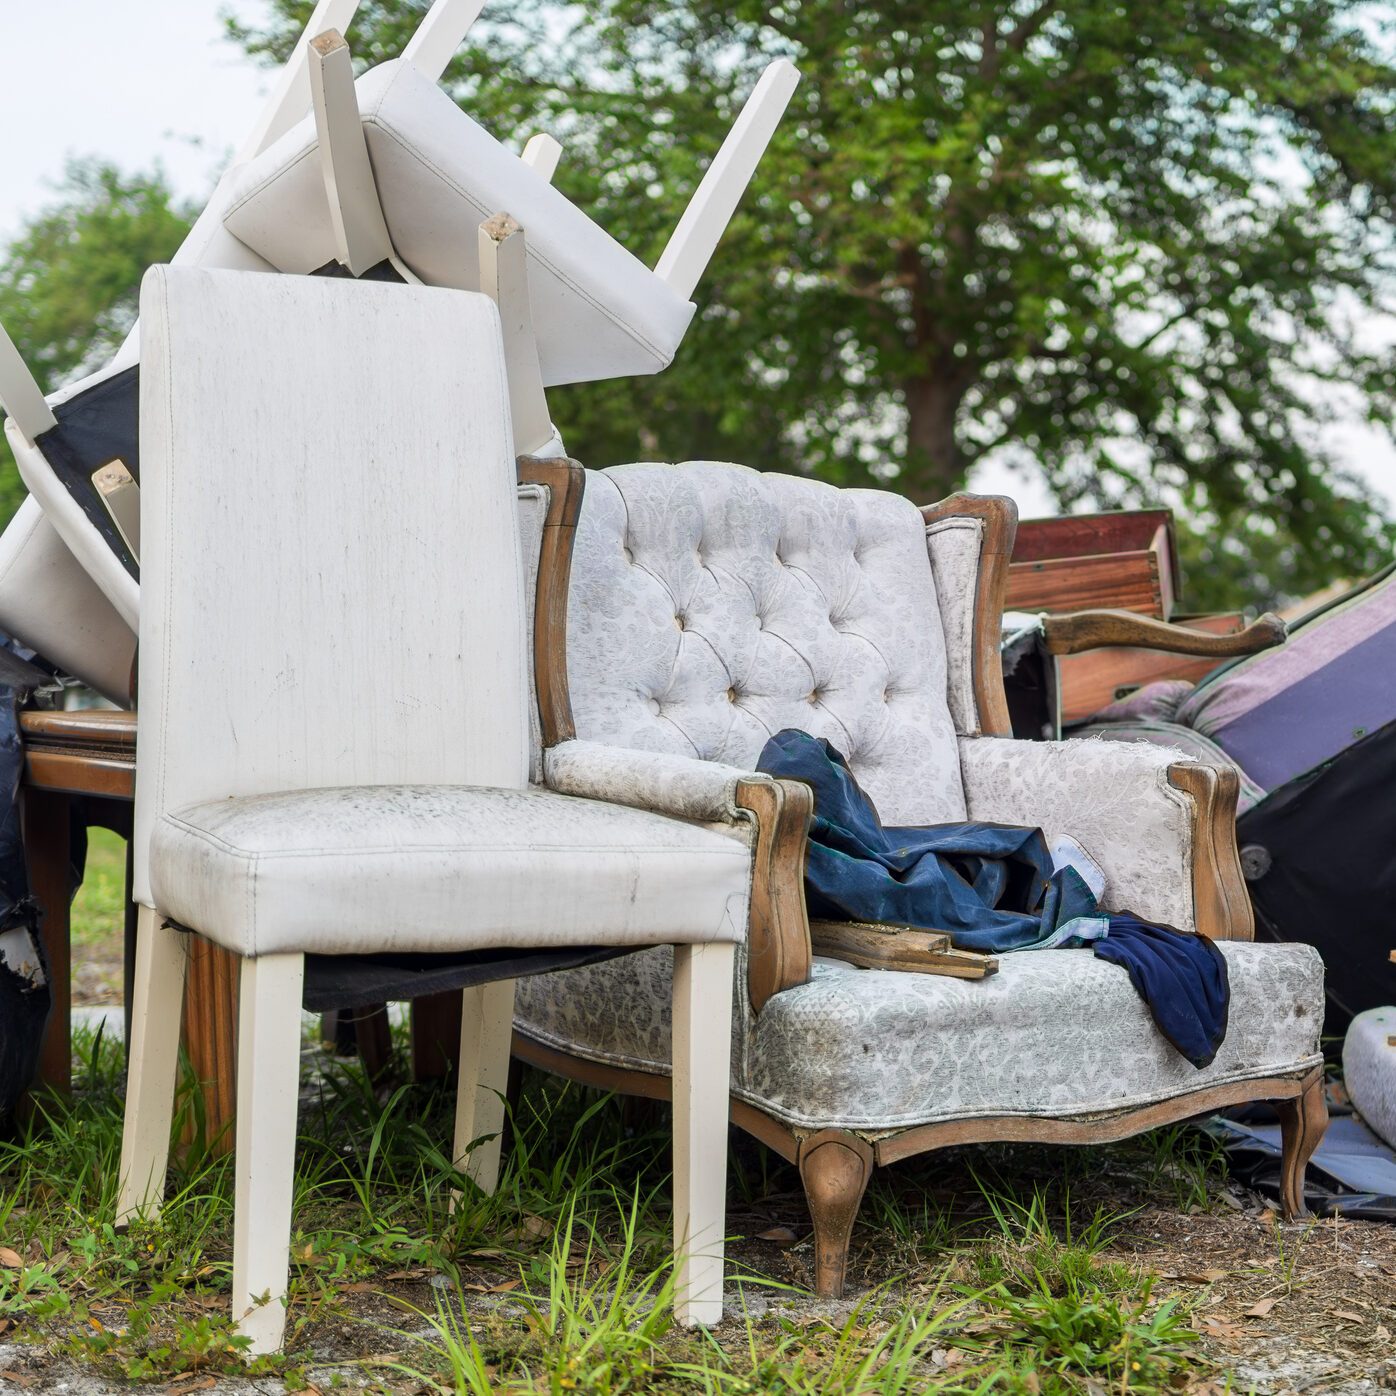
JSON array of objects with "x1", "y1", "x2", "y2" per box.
[
  {"x1": 0, "y1": 1249, "x2": 22, "y2": 1270},
  {"x1": 1244, "y1": 1297, "x2": 1279, "y2": 1318}
]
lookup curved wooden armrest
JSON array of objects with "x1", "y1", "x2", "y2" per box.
[
  {"x1": 736, "y1": 777, "x2": 813, "y2": 1014},
  {"x1": 1040, "y1": 608, "x2": 1286, "y2": 658},
  {"x1": 1167, "y1": 762, "x2": 1253, "y2": 941}
]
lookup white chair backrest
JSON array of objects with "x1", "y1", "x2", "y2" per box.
[{"x1": 132, "y1": 268, "x2": 529, "y2": 905}]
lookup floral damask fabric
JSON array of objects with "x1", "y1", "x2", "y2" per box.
[
  {"x1": 957, "y1": 734, "x2": 1196, "y2": 932},
  {"x1": 512, "y1": 938, "x2": 1323, "y2": 1132},
  {"x1": 924, "y1": 517, "x2": 984, "y2": 736},
  {"x1": 544, "y1": 738, "x2": 764, "y2": 822},
  {"x1": 563, "y1": 462, "x2": 968, "y2": 826}
]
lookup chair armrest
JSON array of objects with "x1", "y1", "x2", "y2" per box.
[
  {"x1": 957, "y1": 735, "x2": 1252, "y2": 940},
  {"x1": 1040, "y1": 608, "x2": 1286, "y2": 658},
  {"x1": 543, "y1": 739, "x2": 763, "y2": 821},
  {"x1": 543, "y1": 739, "x2": 814, "y2": 1010}
]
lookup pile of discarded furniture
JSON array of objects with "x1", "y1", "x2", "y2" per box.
[{"x1": 0, "y1": 0, "x2": 1351, "y2": 1353}]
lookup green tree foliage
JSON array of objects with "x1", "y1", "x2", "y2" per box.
[
  {"x1": 236, "y1": 0, "x2": 1396, "y2": 608},
  {"x1": 0, "y1": 161, "x2": 191, "y2": 523}
]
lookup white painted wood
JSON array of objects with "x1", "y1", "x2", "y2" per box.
[
  {"x1": 521, "y1": 133, "x2": 563, "y2": 184},
  {"x1": 236, "y1": 0, "x2": 363, "y2": 163},
  {"x1": 308, "y1": 31, "x2": 396, "y2": 276},
  {"x1": 670, "y1": 940, "x2": 734, "y2": 1326},
  {"x1": 477, "y1": 217, "x2": 555, "y2": 457},
  {"x1": 231, "y1": 952, "x2": 306, "y2": 1356},
  {"x1": 401, "y1": 0, "x2": 487, "y2": 84},
  {"x1": 654, "y1": 59, "x2": 800, "y2": 301},
  {"x1": 116, "y1": 906, "x2": 188, "y2": 1224},
  {"x1": 453, "y1": 978, "x2": 516, "y2": 1195},
  {"x1": 0, "y1": 322, "x2": 56, "y2": 446}
]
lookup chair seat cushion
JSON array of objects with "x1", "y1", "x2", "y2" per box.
[
  {"x1": 513, "y1": 939, "x2": 1325, "y2": 1132},
  {"x1": 150, "y1": 785, "x2": 750, "y2": 958},
  {"x1": 222, "y1": 60, "x2": 695, "y2": 388}
]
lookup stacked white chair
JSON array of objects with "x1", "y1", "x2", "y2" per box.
[
  {"x1": 116, "y1": 266, "x2": 751, "y2": 1351},
  {"x1": 0, "y1": 0, "x2": 797, "y2": 692}
]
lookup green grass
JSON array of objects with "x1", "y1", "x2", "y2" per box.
[
  {"x1": 0, "y1": 1023, "x2": 1218, "y2": 1393},
  {"x1": 70, "y1": 827, "x2": 126, "y2": 950}
]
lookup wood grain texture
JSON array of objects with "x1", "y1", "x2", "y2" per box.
[
  {"x1": 920, "y1": 493, "x2": 1018, "y2": 738},
  {"x1": 735, "y1": 777, "x2": 814, "y2": 1014},
  {"x1": 183, "y1": 937, "x2": 240, "y2": 1155},
  {"x1": 1011, "y1": 509, "x2": 1175, "y2": 565},
  {"x1": 21, "y1": 786, "x2": 72, "y2": 1096},
  {"x1": 807, "y1": 920, "x2": 997, "y2": 978},
  {"x1": 797, "y1": 1130, "x2": 874, "y2": 1300},
  {"x1": 1007, "y1": 551, "x2": 1168, "y2": 618},
  {"x1": 871, "y1": 1070, "x2": 1318, "y2": 1165},
  {"x1": 517, "y1": 456, "x2": 585, "y2": 748},
  {"x1": 1166, "y1": 762, "x2": 1254, "y2": 942},
  {"x1": 1276, "y1": 1072, "x2": 1328, "y2": 1220},
  {"x1": 1041, "y1": 608, "x2": 1286, "y2": 658},
  {"x1": 1055, "y1": 613, "x2": 1245, "y2": 726}
]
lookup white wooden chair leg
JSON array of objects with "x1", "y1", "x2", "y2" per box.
[
  {"x1": 236, "y1": 0, "x2": 363, "y2": 163},
  {"x1": 521, "y1": 133, "x2": 563, "y2": 183},
  {"x1": 0, "y1": 321, "x2": 57, "y2": 448},
  {"x1": 453, "y1": 978, "x2": 516, "y2": 1196},
  {"x1": 477, "y1": 216, "x2": 557, "y2": 458},
  {"x1": 308, "y1": 30, "x2": 398, "y2": 277},
  {"x1": 402, "y1": 0, "x2": 487, "y2": 84},
  {"x1": 231, "y1": 952, "x2": 306, "y2": 1356},
  {"x1": 653, "y1": 58, "x2": 800, "y2": 300},
  {"x1": 671, "y1": 941, "x2": 735, "y2": 1326},
  {"x1": 116, "y1": 906, "x2": 188, "y2": 1225}
]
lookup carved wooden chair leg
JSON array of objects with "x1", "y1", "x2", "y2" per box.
[
  {"x1": 1276, "y1": 1071, "x2": 1328, "y2": 1220},
  {"x1": 796, "y1": 1129, "x2": 875, "y2": 1299}
]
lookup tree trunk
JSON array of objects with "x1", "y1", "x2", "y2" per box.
[{"x1": 903, "y1": 371, "x2": 970, "y2": 505}]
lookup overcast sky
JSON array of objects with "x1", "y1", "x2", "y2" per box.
[{"x1": 1, "y1": 0, "x2": 1392, "y2": 517}]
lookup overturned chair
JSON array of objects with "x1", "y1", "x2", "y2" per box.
[{"x1": 512, "y1": 460, "x2": 1330, "y2": 1298}]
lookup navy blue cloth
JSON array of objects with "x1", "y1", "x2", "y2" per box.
[{"x1": 755, "y1": 730, "x2": 1229, "y2": 1068}]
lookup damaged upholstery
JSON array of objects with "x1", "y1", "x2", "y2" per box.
[{"x1": 515, "y1": 458, "x2": 1326, "y2": 1135}]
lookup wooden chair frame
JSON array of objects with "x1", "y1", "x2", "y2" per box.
[{"x1": 517, "y1": 466, "x2": 1328, "y2": 1300}]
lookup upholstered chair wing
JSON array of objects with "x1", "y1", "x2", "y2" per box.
[{"x1": 515, "y1": 458, "x2": 1328, "y2": 1301}]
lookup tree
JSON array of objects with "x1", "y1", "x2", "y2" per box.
[
  {"x1": 0, "y1": 161, "x2": 191, "y2": 524},
  {"x1": 237, "y1": 0, "x2": 1396, "y2": 607}
]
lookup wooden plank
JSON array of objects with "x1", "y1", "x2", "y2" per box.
[
  {"x1": 1012, "y1": 509, "x2": 1174, "y2": 564},
  {"x1": 183, "y1": 937, "x2": 240, "y2": 1156},
  {"x1": 1058, "y1": 614, "x2": 1244, "y2": 724},
  {"x1": 808, "y1": 920, "x2": 997, "y2": 978},
  {"x1": 21, "y1": 787, "x2": 72, "y2": 1097},
  {"x1": 1006, "y1": 551, "x2": 1166, "y2": 617}
]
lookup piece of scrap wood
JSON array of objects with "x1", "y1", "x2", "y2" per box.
[{"x1": 808, "y1": 920, "x2": 997, "y2": 977}]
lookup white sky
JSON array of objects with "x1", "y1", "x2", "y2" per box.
[{"x1": 1, "y1": 0, "x2": 1394, "y2": 518}]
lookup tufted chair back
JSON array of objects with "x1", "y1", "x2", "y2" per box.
[{"x1": 564, "y1": 461, "x2": 968, "y2": 825}]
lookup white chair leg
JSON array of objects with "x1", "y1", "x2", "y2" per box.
[
  {"x1": 116, "y1": 906, "x2": 188, "y2": 1225},
  {"x1": 477, "y1": 216, "x2": 557, "y2": 459},
  {"x1": 453, "y1": 978, "x2": 516, "y2": 1196},
  {"x1": 653, "y1": 58, "x2": 800, "y2": 301},
  {"x1": 671, "y1": 941, "x2": 735, "y2": 1326},
  {"x1": 308, "y1": 30, "x2": 397, "y2": 277},
  {"x1": 0, "y1": 320, "x2": 56, "y2": 447},
  {"x1": 231, "y1": 952, "x2": 306, "y2": 1356},
  {"x1": 401, "y1": 0, "x2": 487, "y2": 84}
]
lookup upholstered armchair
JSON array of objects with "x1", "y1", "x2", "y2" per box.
[{"x1": 511, "y1": 459, "x2": 1329, "y2": 1299}]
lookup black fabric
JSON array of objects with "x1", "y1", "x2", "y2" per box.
[
  {"x1": 1239, "y1": 717, "x2": 1396, "y2": 1030},
  {"x1": 311, "y1": 259, "x2": 408, "y2": 284},
  {"x1": 755, "y1": 728, "x2": 1229, "y2": 1068},
  {"x1": 35, "y1": 367, "x2": 141, "y2": 581},
  {"x1": 300, "y1": 945, "x2": 639, "y2": 1011},
  {"x1": 0, "y1": 653, "x2": 50, "y2": 1122}
]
